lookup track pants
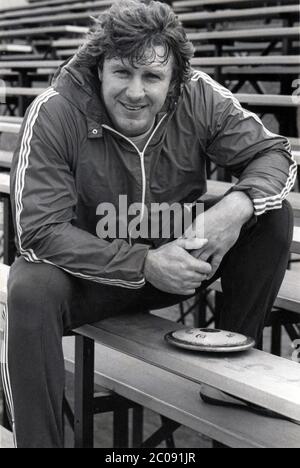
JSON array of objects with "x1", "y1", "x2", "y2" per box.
[{"x1": 1, "y1": 200, "x2": 293, "y2": 448}]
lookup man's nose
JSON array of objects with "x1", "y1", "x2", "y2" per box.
[{"x1": 125, "y1": 77, "x2": 145, "y2": 102}]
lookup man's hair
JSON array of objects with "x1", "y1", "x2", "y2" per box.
[{"x1": 76, "y1": 0, "x2": 194, "y2": 107}]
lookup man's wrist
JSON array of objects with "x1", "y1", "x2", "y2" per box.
[{"x1": 223, "y1": 190, "x2": 254, "y2": 224}]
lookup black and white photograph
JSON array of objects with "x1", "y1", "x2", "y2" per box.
[{"x1": 0, "y1": 0, "x2": 299, "y2": 450}]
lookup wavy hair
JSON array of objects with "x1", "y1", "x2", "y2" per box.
[{"x1": 76, "y1": 0, "x2": 194, "y2": 108}]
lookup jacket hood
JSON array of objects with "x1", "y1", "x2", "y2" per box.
[{"x1": 51, "y1": 55, "x2": 113, "y2": 130}]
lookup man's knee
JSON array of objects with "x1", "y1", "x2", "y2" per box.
[{"x1": 7, "y1": 257, "x2": 73, "y2": 330}]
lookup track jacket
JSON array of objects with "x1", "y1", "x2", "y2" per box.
[{"x1": 11, "y1": 57, "x2": 297, "y2": 288}]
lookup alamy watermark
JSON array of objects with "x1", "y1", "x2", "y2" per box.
[
  {"x1": 0, "y1": 79, "x2": 6, "y2": 104},
  {"x1": 96, "y1": 196, "x2": 205, "y2": 240}
]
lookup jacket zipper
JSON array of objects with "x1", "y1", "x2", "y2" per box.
[{"x1": 102, "y1": 114, "x2": 168, "y2": 244}]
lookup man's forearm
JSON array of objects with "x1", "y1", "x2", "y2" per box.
[{"x1": 218, "y1": 190, "x2": 254, "y2": 226}]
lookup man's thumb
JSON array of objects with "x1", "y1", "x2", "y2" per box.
[{"x1": 177, "y1": 238, "x2": 208, "y2": 251}]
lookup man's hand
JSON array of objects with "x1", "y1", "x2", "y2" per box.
[
  {"x1": 144, "y1": 238, "x2": 212, "y2": 295},
  {"x1": 189, "y1": 191, "x2": 254, "y2": 279}
]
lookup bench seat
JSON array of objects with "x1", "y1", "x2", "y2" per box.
[{"x1": 62, "y1": 335, "x2": 300, "y2": 448}]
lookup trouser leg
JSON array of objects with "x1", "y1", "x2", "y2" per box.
[
  {"x1": 212, "y1": 200, "x2": 294, "y2": 341},
  {"x1": 4, "y1": 257, "x2": 145, "y2": 448},
  {"x1": 5, "y1": 257, "x2": 74, "y2": 448}
]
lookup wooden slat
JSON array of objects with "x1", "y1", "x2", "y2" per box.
[
  {"x1": 0, "y1": 60, "x2": 61, "y2": 69},
  {"x1": 0, "y1": 263, "x2": 10, "y2": 304},
  {"x1": 0, "y1": 11, "x2": 95, "y2": 28},
  {"x1": 174, "y1": 0, "x2": 298, "y2": 11},
  {"x1": 0, "y1": 25, "x2": 88, "y2": 39},
  {"x1": 236, "y1": 94, "x2": 300, "y2": 107},
  {"x1": 293, "y1": 151, "x2": 300, "y2": 164},
  {"x1": 187, "y1": 26, "x2": 300, "y2": 43},
  {"x1": 0, "y1": 44, "x2": 32, "y2": 53},
  {"x1": 63, "y1": 336, "x2": 300, "y2": 449},
  {"x1": 3, "y1": 87, "x2": 45, "y2": 97},
  {"x1": 192, "y1": 55, "x2": 300, "y2": 67},
  {"x1": 0, "y1": 150, "x2": 13, "y2": 169},
  {"x1": 0, "y1": 0, "x2": 112, "y2": 13},
  {"x1": 0, "y1": 122, "x2": 21, "y2": 134},
  {"x1": 0, "y1": 426, "x2": 14, "y2": 449},
  {"x1": 0, "y1": 173, "x2": 10, "y2": 195},
  {"x1": 75, "y1": 312, "x2": 300, "y2": 421},
  {"x1": 2, "y1": 0, "x2": 112, "y2": 20},
  {"x1": 179, "y1": 5, "x2": 299, "y2": 25}
]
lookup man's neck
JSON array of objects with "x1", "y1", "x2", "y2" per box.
[{"x1": 129, "y1": 120, "x2": 156, "y2": 151}]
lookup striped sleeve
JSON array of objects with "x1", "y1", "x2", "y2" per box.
[{"x1": 192, "y1": 71, "x2": 297, "y2": 216}]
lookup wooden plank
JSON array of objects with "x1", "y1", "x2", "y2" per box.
[
  {"x1": 292, "y1": 226, "x2": 300, "y2": 254},
  {"x1": 0, "y1": 60, "x2": 62, "y2": 69},
  {"x1": 192, "y1": 55, "x2": 300, "y2": 67},
  {"x1": 63, "y1": 337, "x2": 300, "y2": 449},
  {"x1": 3, "y1": 87, "x2": 45, "y2": 97},
  {"x1": 174, "y1": 0, "x2": 298, "y2": 11},
  {"x1": 0, "y1": 263, "x2": 10, "y2": 304},
  {"x1": 0, "y1": 122, "x2": 21, "y2": 134},
  {"x1": 0, "y1": 0, "x2": 112, "y2": 13},
  {"x1": 179, "y1": 5, "x2": 299, "y2": 25},
  {"x1": 0, "y1": 25, "x2": 88, "y2": 40},
  {"x1": 0, "y1": 150, "x2": 13, "y2": 169},
  {"x1": 0, "y1": 173, "x2": 10, "y2": 195},
  {"x1": 1, "y1": 3, "x2": 298, "y2": 28},
  {"x1": 235, "y1": 93, "x2": 300, "y2": 108},
  {"x1": 293, "y1": 151, "x2": 300, "y2": 164},
  {"x1": 187, "y1": 26, "x2": 300, "y2": 43},
  {"x1": 2, "y1": 0, "x2": 112, "y2": 20},
  {"x1": 290, "y1": 138, "x2": 300, "y2": 151},
  {"x1": 0, "y1": 44, "x2": 32, "y2": 53},
  {"x1": 0, "y1": 426, "x2": 14, "y2": 449},
  {"x1": 0, "y1": 11, "x2": 95, "y2": 28},
  {"x1": 0, "y1": 116, "x2": 23, "y2": 124},
  {"x1": 75, "y1": 312, "x2": 300, "y2": 421}
]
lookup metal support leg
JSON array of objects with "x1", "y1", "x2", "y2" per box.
[
  {"x1": 132, "y1": 405, "x2": 144, "y2": 448},
  {"x1": 271, "y1": 322, "x2": 282, "y2": 356},
  {"x1": 113, "y1": 403, "x2": 129, "y2": 448},
  {"x1": 74, "y1": 335, "x2": 95, "y2": 448}
]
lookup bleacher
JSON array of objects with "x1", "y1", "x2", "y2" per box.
[{"x1": 0, "y1": 0, "x2": 299, "y2": 449}]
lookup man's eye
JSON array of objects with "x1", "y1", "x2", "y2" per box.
[
  {"x1": 114, "y1": 70, "x2": 129, "y2": 76},
  {"x1": 146, "y1": 74, "x2": 161, "y2": 81}
]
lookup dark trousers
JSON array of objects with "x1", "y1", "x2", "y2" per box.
[{"x1": 2, "y1": 201, "x2": 293, "y2": 448}]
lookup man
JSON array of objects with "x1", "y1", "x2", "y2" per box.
[{"x1": 1, "y1": 0, "x2": 296, "y2": 448}]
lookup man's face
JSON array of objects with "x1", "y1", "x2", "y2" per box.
[{"x1": 99, "y1": 46, "x2": 174, "y2": 137}]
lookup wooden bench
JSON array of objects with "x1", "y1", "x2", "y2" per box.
[
  {"x1": 173, "y1": 0, "x2": 298, "y2": 12},
  {"x1": 187, "y1": 26, "x2": 300, "y2": 44},
  {"x1": 0, "y1": 45, "x2": 33, "y2": 54},
  {"x1": 0, "y1": 260, "x2": 300, "y2": 448},
  {"x1": 178, "y1": 4, "x2": 299, "y2": 27},
  {"x1": 1, "y1": 0, "x2": 114, "y2": 20},
  {"x1": 0, "y1": 25, "x2": 88, "y2": 40},
  {"x1": 0, "y1": 426, "x2": 14, "y2": 448}
]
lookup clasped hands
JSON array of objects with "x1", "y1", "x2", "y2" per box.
[{"x1": 144, "y1": 192, "x2": 254, "y2": 295}]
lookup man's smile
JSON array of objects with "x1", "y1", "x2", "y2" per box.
[{"x1": 119, "y1": 102, "x2": 148, "y2": 112}]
